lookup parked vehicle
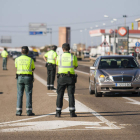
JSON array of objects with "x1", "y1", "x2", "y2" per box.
[{"x1": 83, "y1": 51, "x2": 90, "y2": 58}]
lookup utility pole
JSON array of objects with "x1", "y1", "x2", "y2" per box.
[{"x1": 113, "y1": 23, "x2": 116, "y2": 55}]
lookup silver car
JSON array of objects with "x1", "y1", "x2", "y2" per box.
[{"x1": 89, "y1": 56, "x2": 140, "y2": 97}]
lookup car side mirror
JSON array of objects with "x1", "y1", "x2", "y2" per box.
[{"x1": 90, "y1": 66, "x2": 95, "y2": 70}]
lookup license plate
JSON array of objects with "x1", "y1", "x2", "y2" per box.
[{"x1": 115, "y1": 83, "x2": 131, "y2": 87}]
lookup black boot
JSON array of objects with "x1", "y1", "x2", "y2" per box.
[
  {"x1": 47, "y1": 87, "x2": 50, "y2": 90},
  {"x1": 70, "y1": 111, "x2": 77, "y2": 117},
  {"x1": 27, "y1": 112, "x2": 35, "y2": 116},
  {"x1": 55, "y1": 111, "x2": 61, "y2": 117},
  {"x1": 50, "y1": 86, "x2": 56, "y2": 90}
]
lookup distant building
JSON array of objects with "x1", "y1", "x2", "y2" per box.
[
  {"x1": 59, "y1": 27, "x2": 71, "y2": 47},
  {"x1": 76, "y1": 43, "x2": 85, "y2": 51}
]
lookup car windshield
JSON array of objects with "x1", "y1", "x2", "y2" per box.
[{"x1": 98, "y1": 57, "x2": 138, "y2": 69}]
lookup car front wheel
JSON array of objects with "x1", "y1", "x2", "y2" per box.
[
  {"x1": 89, "y1": 81, "x2": 95, "y2": 95},
  {"x1": 95, "y1": 83, "x2": 102, "y2": 97}
]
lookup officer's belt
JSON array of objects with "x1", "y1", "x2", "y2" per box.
[
  {"x1": 18, "y1": 74, "x2": 32, "y2": 76},
  {"x1": 57, "y1": 73, "x2": 75, "y2": 77},
  {"x1": 47, "y1": 63, "x2": 56, "y2": 66}
]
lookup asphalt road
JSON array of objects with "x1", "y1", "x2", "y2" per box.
[{"x1": 1, "y1": 57, "x2": 140, "y2": 140}]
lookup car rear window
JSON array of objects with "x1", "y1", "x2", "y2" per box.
[{"x1": 98, "y1": 58, "x2": 138, "y2": 69}]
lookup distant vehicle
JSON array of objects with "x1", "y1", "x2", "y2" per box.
[
  {"x1": 28, "y1": 51, "x2": 36, "y2": 62},
  {"x1": 89, "y1": 55, "x2": 140, "y2": 97},
  {"x1": 10, "y1": 51, "x2": 18, "y2": 57},
  {"x1": 83, "y1": 51, "x2": 90, "y2": 58},
  {"x1": 71, "y1": 50, "x2": 84, "y2": 60},
  {"x1": 13, "y1": 52, "x2": 22, "y2": 60},
  {"x1": 33, "y1": 51, "x2": 39, "y2": 56}
]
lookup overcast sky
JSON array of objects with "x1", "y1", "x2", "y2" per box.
[{"x1": 0, "y1": 0, "x2": 140, "y2": 47}]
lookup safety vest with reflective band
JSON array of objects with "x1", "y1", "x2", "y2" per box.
[
  {"x1": 57, "y1": 53, "x2": 76, "y2": 74},
  {"x1": 1, "y1": 50, "x2": 8, "y2": 58},
  {"x1": 44, "y1": 50, "x2": 57, "y2": 64},
  {"x1": 15, "y1": 55, "x2": 34, "y2": 75}
]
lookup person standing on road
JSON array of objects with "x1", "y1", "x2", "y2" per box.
[
  {"x1": 1, "y1": 48, "x2": 8, "y2": 70},
  {"x1": 43, "y1": 45, "x2": 57, "y2": 90},
  {"x1": 56, "y1": 43, "x2": 78, "y2": 117},
  {"x1": 15, "y1": 46, "x2": 35, "y2": 116}
]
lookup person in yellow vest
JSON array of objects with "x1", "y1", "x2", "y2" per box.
[
  {"x1": 1, "y1": 48, "x2": 8, "y2": 70},
  {"x1": 55, "y1": 43, "x2": 78, "y2": 117},
  {"x1": 43, "y1": 45, "x2": 57, "y2": 90},
  {"x1": 15, "y1": 46, "x2": 35, "y2": 116}
]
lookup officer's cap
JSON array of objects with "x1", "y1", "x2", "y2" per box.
[{"x1": 62, "y1": 43, "x2": 70, "y2": 50}]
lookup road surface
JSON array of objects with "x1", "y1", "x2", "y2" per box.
[{"x1": 0, "y1": 57, "x2": 140, "y2": 140}]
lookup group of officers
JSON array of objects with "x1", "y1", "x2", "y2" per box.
[{"x1": 12, "y1": 43, "x2": 78, "y2": 117}]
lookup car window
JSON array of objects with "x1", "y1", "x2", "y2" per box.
[
  {"x1": 93, "y1": 58, "x2": 99, "y2": 67},
  {"x1": 98, "y1": 57, "x2": 138, "y2": 69}
]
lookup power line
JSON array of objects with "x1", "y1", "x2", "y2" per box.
[
  {"x1": 0, "y1": 20, "x2": 136, "y2": 34},
  {"x1": 0, "y1": 14, "x2": 139, "y2": 28}
]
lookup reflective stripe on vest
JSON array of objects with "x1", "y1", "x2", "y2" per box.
[
  {"x1": 59, "y1": 54, "x2": 74, "y2": 68},
  {"x1": 48, "y1": 52, "x2": 55, "y2": 60},
  {"x1": 17, "y1": 58, "x2": 32, "y2": 72}
]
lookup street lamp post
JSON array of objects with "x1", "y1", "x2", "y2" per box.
[
  {"x1": 123, "y1": 15, "x2": 127, "y2": 26},
  {"x1": 80, "y1": 30, "x2": 83, "y2": 51},
  {"x1": 85, "y1": 28, "x2": 87, "y2": 50},
  {"x1": 104, "y1": 15, "x2": 117, "y2": 55}
]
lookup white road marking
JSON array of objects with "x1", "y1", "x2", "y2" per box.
[
  {"x1": 35, "y1": 64, "x2": 43, "y2": 67},
  {"x1": 47, "y1": 93, "x2": 56, "y2": 95},
  {"x1": 75, "y1": 70, "x2": 89, "y2": 75},
  {"x1": 123, "y1": 97, "x2": 140, "y2": 105},
  {"x1": 0, "y1": 121, "x2": 105, "y2": 132}
]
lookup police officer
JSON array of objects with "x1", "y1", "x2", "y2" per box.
[
  {"x1": 43, "y1": 45, "x2": 57, "y2": 90},
  {"x1": 15, "y1": 46, "x2": 35, "y2": 116},
  {"x1": 56, "y1": 43, "x2": 78, "y2": 117},
  {"x1": 1, "y1": 48, "x2": 8, "y2": 70}
]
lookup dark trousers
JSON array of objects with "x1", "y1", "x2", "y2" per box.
[
  {"x1": 2, "y1": 58, "x2": 7, "y2": 69},
  {"x1": 56, "y1": 76, "x2": 75, "y2": 112},
  {"x1": 16, "y1": 76, "x2": 33, "y2": 114},
  {"x1": 47, "y1": 65, "x2": 56, "y2": 88}
]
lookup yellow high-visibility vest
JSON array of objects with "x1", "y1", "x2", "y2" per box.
[
  {"x1": 1, "y1": 50, "x2": 8, "y2": 58},
  {"x1": 15, "y1": 55, "x2": 35, "y2": 75},
  {"x1": 56, "y1": 52, "x2": 78, "y2": 74},
  {"x1": 44, "y1": 50, "x2": 57, "y2": 64}
]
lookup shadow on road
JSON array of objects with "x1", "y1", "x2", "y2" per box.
[{"x1": 104, "y1": 93, "x2": 140, "y2": 97}]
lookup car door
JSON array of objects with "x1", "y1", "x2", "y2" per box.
[{"x1": 90, "y1": 58, "x2": 99, "y2": 87}]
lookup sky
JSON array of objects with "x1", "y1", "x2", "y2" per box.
[{"x1": 0, "y1": 0, "x2": 140, "y2": 48}]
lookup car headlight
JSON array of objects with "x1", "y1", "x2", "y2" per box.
[
  {"x1": 105, "y1": 76, "x2": 112, "y2": 82},
  {"x1": 99, "y1": 75, "x2": 112, "y2": 82},
  {"x1": 134, "y1": 75, "x2": 140, "y2": 82},
  {"x1": 99, "y1": 75, "x2": 105, "y2": 82}
]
